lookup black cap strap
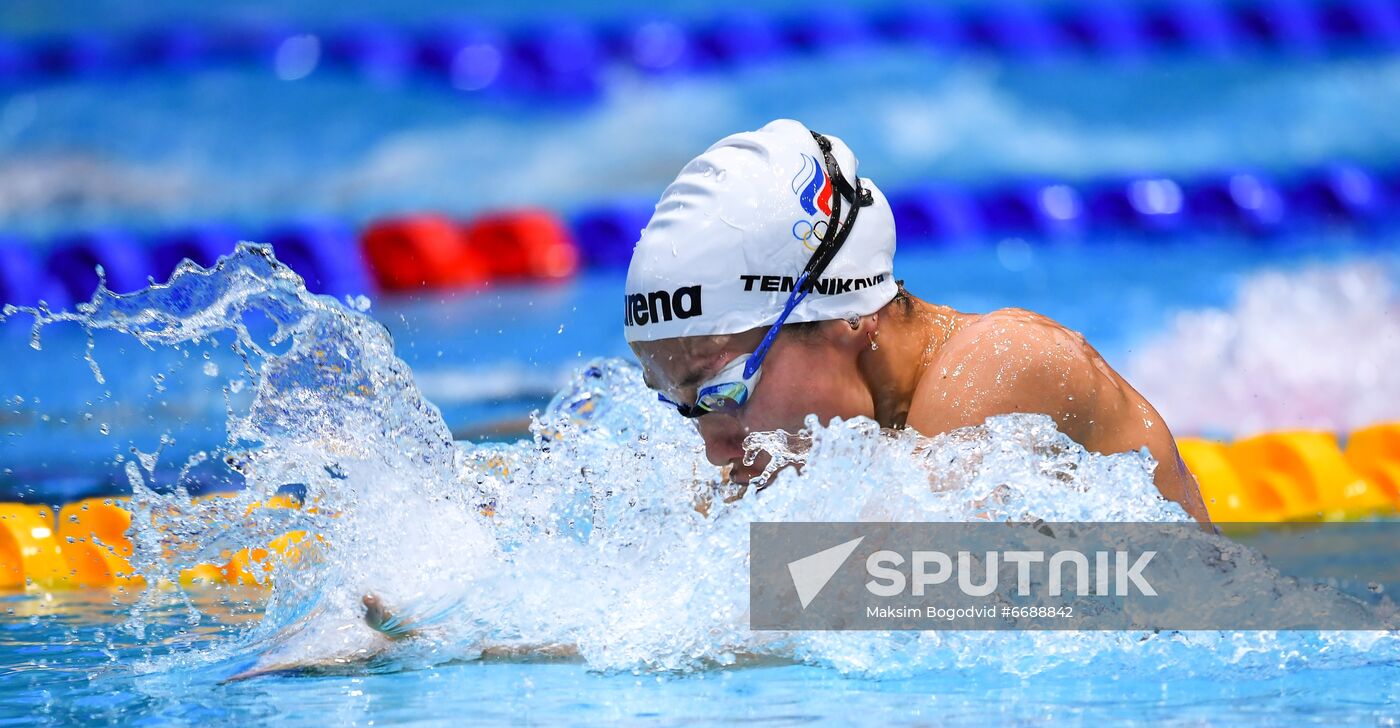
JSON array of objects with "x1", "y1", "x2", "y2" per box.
[{"x1": 798, "y1": 131, "x2": 874, "y2": 295}]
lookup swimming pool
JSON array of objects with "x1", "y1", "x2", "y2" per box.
[
  {"x1": 3, "y1": 1, "x2": 1400, "y2": 724},
  {"x1": 2, "y1": 588, "x2": 1396, "y2": 724}
]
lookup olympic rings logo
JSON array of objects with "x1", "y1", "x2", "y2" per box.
[{"x1": 792, "y1": 219, "x2": 830, "y2": 251}]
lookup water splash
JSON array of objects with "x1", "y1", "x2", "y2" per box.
[
  {"x1": 3, "y1": 243, "x2": 491, "y2": 665},
  {"x1": 3, "y1": 245, "x2": 1395, "y2": 682},
  {"x1": 1128, "y1": 260, "x2": 1400, "y2": 438}
]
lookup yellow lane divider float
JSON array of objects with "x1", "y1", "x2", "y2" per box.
[
  {"x1": 0, "y1": 494, "x2": 309, "y2": 591},
  {"x1": 0, "y1": 504, "x2": 69, "y2": 590},
  {"x1": 3, "y1": 424, "x2": 1399, "y2": 590},
  {"x1": 1179, "y1": 424, "x2": 1400, "y2": 522}
]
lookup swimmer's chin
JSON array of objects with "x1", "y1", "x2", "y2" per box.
[
  {"x1": 727, "y1": 458, "x2": 799, "y2": 488},
  {"x1": 693, "y1": 462, "x2": 783, "y2": 517},
  {"x1": 726, "y1": 465, "x2": 759, "y2": 486},
  {"x1": 725, "y1": 453, "x2": 776, "y2": 484}
]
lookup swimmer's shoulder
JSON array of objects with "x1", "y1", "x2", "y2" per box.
[
  {"x1": 935, "y1": 307, "x2": 1093, "y2": 366},
  {"x1": 907, "y1": 307, "x2": 1108, "y2": 435}
]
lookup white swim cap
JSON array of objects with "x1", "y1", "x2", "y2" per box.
[{"x1": 624, "y1": 118, "x2": 897, "y2": 343}]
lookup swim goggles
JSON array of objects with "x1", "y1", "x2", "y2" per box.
[{"x1": 659, "y1": 131, "x2": 874, "y2": 418}]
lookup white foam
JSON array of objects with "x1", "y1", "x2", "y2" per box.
[{"x1": 1128, "y1": 259, "x2": 1400, "y2": 438}]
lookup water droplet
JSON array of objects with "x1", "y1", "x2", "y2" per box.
[
  {"x1": 99, "y1": 423, "x2": 110, "y2": 435},
  {"x1": 203, "y1": 361, "x2": 219, "y2": 377}
]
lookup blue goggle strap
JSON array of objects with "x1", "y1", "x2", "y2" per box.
[
  {"x1": 743, "y1": 133, "x2": 873, "y2": 379},
  {"x1": 743, "y1": 272, "x2": 811, "y2": 379}
]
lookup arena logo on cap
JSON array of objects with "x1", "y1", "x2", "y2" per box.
[{"x1": 623, "y1": 285, "x2": 703, "y2": 328}]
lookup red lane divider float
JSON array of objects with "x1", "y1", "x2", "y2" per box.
[
  {"x1": 363, "y1": 214, "x2": 484, "y2": 290},
  {"x1": 362, "y1": 210, "x2": 577, "y2": 292},
  {"x1": 1, "y1": 209, "x2": 581, "y2": 306},
  {"x1": 464, "y1": 209, "x2": 578, "y2": 281}
]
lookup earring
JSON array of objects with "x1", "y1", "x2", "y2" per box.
[
  {"x1": 845, "y1": 314, "x2": 860, "y2": 330},
  {"x1": 868, "y1": 332, "x2": 879, "y2": 351}
]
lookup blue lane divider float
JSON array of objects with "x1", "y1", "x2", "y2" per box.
[
  {"x1": 1, "y1": 221, "x2": 377, "y2": 311},
  {"x1": 2, "y1": 163, "x2": 1399, "y2": 308},
  {"x1": 0, "y1": 235, "x2": 69, "y2": 309},
  {"x1": 570, "y1": 199, "x2": 655, "y2": 269},
  {"x1": 323, "y1": 23, "x2": 416, "y2": 82},
  {"x1": 150, "y1": 224, "x2": 242, "y2": 282},
  {"x1": 1053, "y1": 2, "x2": 1145, "y2": 58},
  {"x1": 571, "y1": 164, "x2": 1400, "y2": 257},
  {"x1": 4, "y1": 0, "x2": 1400, "y2": 96},
  {"x1": 45, "y1": 229, "x2": 151, "y2": 302},
  {"x1": 260, "y1": 218, "x2": 374, "y2": 296}
]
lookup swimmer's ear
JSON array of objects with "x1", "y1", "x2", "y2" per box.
[{"x1": 827, "y1": 313, "x2": 878, "y2": 351}]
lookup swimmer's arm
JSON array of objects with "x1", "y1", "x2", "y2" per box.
[
  {"x1": 364, "y1": 593, "x2": 579, "y2": 658},
  {"x1": 907, "y1": 312, "x2": 1211, "y2": 523},
  {"x1": 1079, "y1": 373, "x2": 1211, "y2": 524}
]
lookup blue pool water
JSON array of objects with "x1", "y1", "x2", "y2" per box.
[
  {"x1": 2, "y1": 588, "x2": 1397, "y2": 725},
  {"x1": 4, "y1": 2, "x2": 1400, "y2": 724}
]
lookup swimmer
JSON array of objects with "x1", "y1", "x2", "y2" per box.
[
  {"x1": 236, "y1": 121, "x2": 1211, "y2": 681},
  {"x1": 625, "y1": 119, "x2": 1210, "y2": 523}
]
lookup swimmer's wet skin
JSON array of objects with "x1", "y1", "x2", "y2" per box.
[
  {"x1": 228, "y1": 593, "x2": 582, "y2": 680},
  {"x1": 625, "y1": 119, "x2": 1210, "y2": 523},
  {"x1": 363, "y1": 593, "x2": 578, "y2": 660}
]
